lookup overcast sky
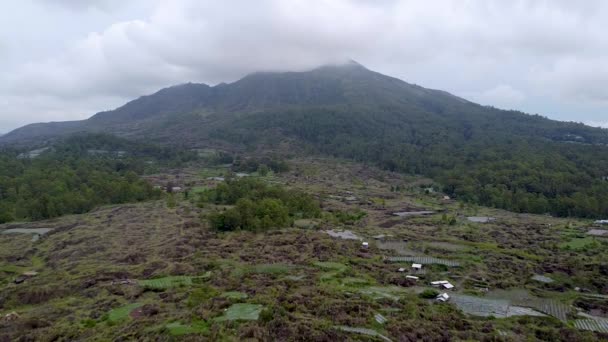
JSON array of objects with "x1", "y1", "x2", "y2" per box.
[{"x1": 1, "y1": 0, "x2": 607, "y2": 132}]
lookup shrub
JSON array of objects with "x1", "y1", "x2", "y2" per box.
[{"x1": 419, "y1": 289, "x2": 440, "y2": 299}]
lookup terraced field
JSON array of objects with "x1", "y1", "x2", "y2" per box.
[
  {"x1": 574, "y1": 319, "x2": 608, "y2": 333},
  {"x1": 386, "y1": 256, "x2": 461, "y2": 267}
]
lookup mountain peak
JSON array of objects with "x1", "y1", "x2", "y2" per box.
[{"x1": 311, "y1": 59, "x2": 368, "y2": 72}]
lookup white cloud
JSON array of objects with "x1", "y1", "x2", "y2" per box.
[
  {"x1": 585, "y1": 121, "x2": 608, "y2": 128},
  {"x1": 462, "y1": 85, "x2": 526, "y2": 109},
  {"x1": 2, "y1": 0, "x2": 608, "y2": 131}
]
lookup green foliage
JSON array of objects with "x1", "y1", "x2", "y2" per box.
[
  {"x1": 216, "y1": 97, "x2": 608, "y2": 219},
  {"x1": 220, "y1": 291, "x2": 249, "y2": 300},
  {"x1": 187, "y1": 285, "x2": 220, "y2": 307},
  {"x1": 203, "y1": 178, "x2": 320, "y2": 231},
  {"x1": 0, "y1": 143, "x2": 162, "y2": 223},
  {"x1": 232, "y1": 156, "x2": 289, "y2": 173},
  {"x1": 165, "y1": 193, "x2": 177, "y2": 208},
  {"x1": 441, "y1": 213, "x2": 457, "y2": 225},
  {"x1": 138, "y1": 274, "x2": 209, "y2": 290},
  {"x1": 419, "y1": 289, "x2": 440, "y2": 299},
  {"x1": 329, "y1": 209, "x2": 367, "y2": 225},
  {"x1": 107, "y1": 303, "x2": 143, "y2": 323},
  {"x1": 312, "y1": 261, "x2": 348, "y2": 272},
  {"x1": 165, "y1": 321, "x2": 209, "y2": 336}
]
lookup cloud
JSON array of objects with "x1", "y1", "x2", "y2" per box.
[
  {"x1": 2, "y1": 0, "x2": 608, "y2": 131},
  {"x1": 585, "y1": 121, "x2": 608, "y2": 128},
  {"x1": 463, "y1": 85, "x2": 526, "y2": 109},
  {"x1": 31, "y1": 0, "x2": 129, "y2": 12}
]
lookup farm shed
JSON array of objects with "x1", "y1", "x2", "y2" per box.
[
  {"x1": 412, "y1": 263, "x2": 422, "y2": 270},
  {"x1": 431, "y1": 280, "x2": 454, "y2": 289},
  {"x1": 405, "y1": 275, "x2": 419, "y2": 281},
  {"x1": 207, "y1": 177, "x2": 225, "y2": 181},
  {"x1": 436, "y1": 293, "x2": 450, "y2": 302}
]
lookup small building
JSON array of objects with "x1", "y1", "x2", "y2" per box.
[
  {"x1": 436, "y1": 293, "x2": 450, "y2": 302},
  {"x1": 443, "y1": 195, "x2": 451, "y2": 200},
  {"x1": 405, "y1": 275, "x2": 419, "y2": 281},
  {"x1": 595, "y1": 220, "x2": 608, "y2": 225},
  {"x1": 207, "y1": 177, "x2": 225, "y2": 181},
  {"x1": 431, "y1": 280, "x2": 448, "y2": 286},
  {"x1": 235, "y1": 172, "x2": 249, "y2": 178},
  {"x1": 171, "y1": 186, "x2": 183, "y2": 192},
  {"x1": 362, "y1": 242, "x2": 369, "y2": 249},
  {"x1": 397, "y1": 267, "x2": 406, "y2": 272},
  {"x1": 412, "y1": 263, "x2": 422, "y2": 270},
  {"x1": 431, "y1": 280, "x2": 454, "y2": 290}
]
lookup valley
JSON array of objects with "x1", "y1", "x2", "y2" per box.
[{"x1": 1, "y1": 156, "x2": 607, "y2": 341}]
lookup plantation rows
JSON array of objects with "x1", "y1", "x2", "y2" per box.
[
  {"x1": 513, "y1": 298, "x2": 570, "y2": 322},
  {"x1": 450, "y1": 294, "x2": 510, "y2": 318},
  {"x1": 386, "y1": 256, "x2": 460, "y2": 267},
  {"x1": 335, "y1": 326, "x2": 392, "y2": 342},
  {"x1": 573, "y1": 319, "x2": 608, "y2": 333}
]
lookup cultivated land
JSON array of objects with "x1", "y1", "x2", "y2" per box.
[{"x1": 1, "y1": 157, "x2": 608, "y2": 341}]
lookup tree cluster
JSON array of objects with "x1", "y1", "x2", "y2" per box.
[{"x1": 201, "y1": 178, "x2": 320, "y2": 231}]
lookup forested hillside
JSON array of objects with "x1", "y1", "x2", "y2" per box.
[
  {"x1": 0, "y1": 134, "x2": 197, "y2": 223},
  {"x1": 218, "y1": 105, "x2": 608, "y2": 218},
  {"x1": 2, "y1": 62, "x2": 607, "y2": 218}
]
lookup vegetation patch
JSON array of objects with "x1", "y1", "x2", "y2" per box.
[
  {"x1": 312, "y1": 261, "x2": 348, "y2": 272},
  {"x1": 107, "y1": 303, "x2": 143, "y2": 323},
  {"x1": 215, "y1": 303, "x2": 264, "y2": 322},
  {"x1": 220, "y1": 291, "x2": 248, "y2": 300},
  {"x1": 235, "y1": 263, "x2": 295, "y2": 276},
  {"x1": 201, "y1": 178, "x2": 320, "y2": 231},
  {"x1": 165, "y1": 321, "x2": 209, "y2": 336},
  {"x1": 560, "y1": 236, "x2": 597, "y2": 250},
  {"x1": 138, "y1": 273, "x2": 210, "y2": 290}
]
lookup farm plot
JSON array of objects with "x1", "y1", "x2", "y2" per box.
[
  {"x1": 450, "y1": 294, "x2": 510, "y2": 318},
  {"x1": 358, "y1": 286, "x2": 408, "y2": 301},
  {"x1": 107, "y1": 303, "x2": 143, "y2": 323},
  {"x1": 386, "y1": 256, "x2": 460, "y2": 267},
  {"x1": 335, "y1": 326, "x2": 392, "y2": 342},
  {"x1": 514, "y1": 299, "x2": 570, "y2": 322},
  {"x1": 215, "y1": 303, "x2": 263, "y2": 322},
  {"x1": 573, "y1": 319, "x2": 608, "y2": 333},
  {"x1": 164, "y1": 321, "x2": 208, "y2": 336},
  {"x1": 376, "y1": 241, "x2": 418, "y2": 255}
]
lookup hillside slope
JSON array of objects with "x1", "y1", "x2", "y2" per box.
[{"x1": 3, "y1": 61, "x2": 608, "y2": 217}]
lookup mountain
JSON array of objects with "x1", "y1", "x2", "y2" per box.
[
  {"x1": 3, "y1": 61, "x2": 606, "y2": 146},
  {"x1": 3, "y1": 61, "x2": 608, "y2": 218}
]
